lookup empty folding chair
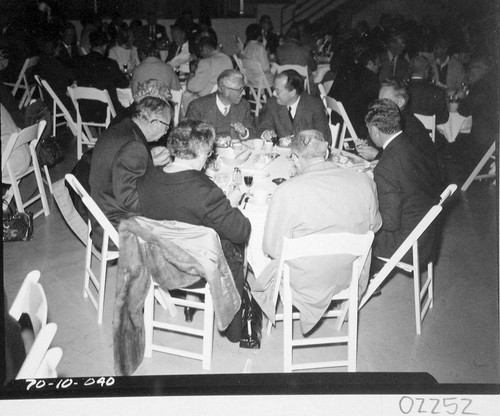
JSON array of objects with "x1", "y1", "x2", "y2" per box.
[
  {"x1": 267, "y1": 231, "x2": 374, "y2": 372},
  {"x1": 34, "y1": 347, "x2": 63, "y2": 378},
  {"x1": 67, "y1": 86, "x2": 116, "y2": 159},
  {"x1": 359, "y1": 184, "x2": 458, "y2": 334},
  {"x1": 64, "y1": 173, "x2": 119, "y2": 324},
  {"x1": 2, "y1": 120, "x2": 51, "y2": 218}
]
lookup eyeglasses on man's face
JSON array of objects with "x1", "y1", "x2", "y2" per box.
[
  {"x1": 151, "y1": 119, "x2": 170, "y2": 134},
  {"x1": 224, "y1": 85, "x2": 246, "y2": 94}
]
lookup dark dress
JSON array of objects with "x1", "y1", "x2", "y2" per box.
[{"x1": 138, "y1": 167, "x2": 251, "y2": 342}]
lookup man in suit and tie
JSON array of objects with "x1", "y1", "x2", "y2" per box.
[
  {"x1": 258, "y1": 69, "x2": 332, "y2": 146},
  {"x1": 185, "y1": 69, "x2": 255, "y2": 141},
  {"x1": 407, "y1": 55, "x2": 449, "y2": 125},
  {"x1": 378, "y1": 31, "x2": 410, "y2": 82},
  {"x1": 56, "y1": 23, "x2": 80, "y2": 69},
  {"x1": 365, "y1": 99, "x2": 442, "y2": 265},
  {"x1": 166, "y1": 24, "x2": 193, "y2": 75}
]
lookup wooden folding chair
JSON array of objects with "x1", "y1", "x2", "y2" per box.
[
  {"x1": 4, "y1": 56, "x2": 40, "y2": 108},
  {"x1": 170, "y1": 88, "x2": 183, "y2": 126},
  {"x1": 236, "y1": 56, "x2": 273, "y2": 117},
  {"x1": 359, "y1": 184, "x2": 458, "y2": 334},
  {"x1": 65, "y1": 174, "x2": 119, "y2": 324},
  {"x1": 2, "y1": 121, "x2": 51, "y2": 218},
  {"x1": 461, "y1": 142, "x2": 496, "y2": 191},
  {"x1": 267, "y1": 231, "x2": 374, "y2": 372},
  {"x1": 67, "y1": 86, "x2": 116, "y2": 159},
  {"x1": 325, "y1": 96, "x2": 359, "y2": 151}
]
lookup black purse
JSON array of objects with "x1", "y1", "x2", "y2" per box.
[
  {"x1": 36, "y1": 135, "x2": 64, "y2": 167},
  {"x1": 3, "y1": 211, "x2": 34, "y2": 242},
  {"x1": 239, "y1": 279, "x2": 262, "y2": 349}
]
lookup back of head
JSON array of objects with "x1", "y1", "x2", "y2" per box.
[
  {"x1": 246, "y1": 23, "x2": 262, "y2": 42},
  {"x1": 380, "y1": 77, "x2": 409, "y2": 106},
  {"x1": 410, "y1": 55, "x2": 430, "y2": 76},
  {"x1": 168, "y1": 119, "x2": 215, "y2": 160},
  {"x1": 116, "y1": 28, "x2": 130, "y2": 46},
  {"x1": 291, "y1": 130, "x2": 328, "y2": 158},
  {"x1": 365, "y1": 98, "x2": 402, "y2": 134},
  {"x1": 279, "y1": 69, "x2": 304, "y2": 95},
  {"x1": 89, "y1": 30, "x2": 107, "y2": 48},
  {"x1": 133, "y1": 96, "x2": 171, "y2": 124},
  {"x1": 199, "y1": 35, "x2": 217, "y2": 51},
  {"x1": 133, "y1": 79, "x2": 172, "y2": 103},
  {"x1": 285, "y1": 23, "x2": 301, "y2": 41}
]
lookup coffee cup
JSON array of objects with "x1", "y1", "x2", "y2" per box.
[
  {"x1": 264, "y1": 141, "x2": 274, "y2": 153},
  {"x1": 253, "y1": 139, "x2": 264, "y2": 152},
  {"x1": 253, "y1": 189, "x2": 269, "y2": 205}
]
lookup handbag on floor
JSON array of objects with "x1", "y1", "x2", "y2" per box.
[
  {"x1": 3, "y1": 210, "x2": 34, "y2": 242},
  {"x1": 36, "y1": 135, "x2": 64, "y2": 167},
  {"x1": 240, "y1": 279, "x2": 262, "y2": 349}
]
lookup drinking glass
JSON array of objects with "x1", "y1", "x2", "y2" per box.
[{"x1": 244, "y1": 175, "x2": 254, "y2": 193}]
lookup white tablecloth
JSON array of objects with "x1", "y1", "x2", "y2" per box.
[
  {"x1": 437, "y1": 111, "x2": 472, "y2": 143},
  {"x1": 117, "y1": 88, "x2": 133, "y2": 108}
]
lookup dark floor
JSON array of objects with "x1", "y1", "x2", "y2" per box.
[{"x1": 3, "y1": 128, "x2": 499, "y2": 384}]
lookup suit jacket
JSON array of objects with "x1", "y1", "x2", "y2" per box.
[
  {"x1": 253, "y1": 161, "x2": 382, "y2": 333},
  {"x1": 373, "y1": 132, "x2": 442, "y2": 265},
  {"x1": 258, "y1": 94, "x2": 332, "y2": 145},
  {"x1": 185, "y1": 92, "x2": 256, "y2": 141},
  {"x1": 407, "y1": 78, "x2": 449, "y2": 125},
  {"x1": 135, "y1": 24, "x2": 167, "y2": 49},
  {"x1": 74, "y1": 51, "x2": 129, "y2": 118},
  {"x1": 378, "y1": 50, "x2": 410, "y2": 82},
  {"x1": 57, "y1": 42, "x2": 79, "y2": 69},
  {"x1": 186, "y1": 51, "x2": 232, "y2": 96},
  {"x1": 89, "y1": 118, "x2": 153, "y2": 247}
]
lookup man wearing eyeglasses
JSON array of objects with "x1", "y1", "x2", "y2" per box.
[
  {"x1": 89, "y1": 83, "x2": 172, "y2": 248},
  {"x1": 185, "y1": 69, "x2": 256, "y2": 141},
  {"x1": 252, "y1": 129, "x2": 381, "y2": 333},
  {"x1": 258, "y1": 70, "x2": 332, "y2": 146}
]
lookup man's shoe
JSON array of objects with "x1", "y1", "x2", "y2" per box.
[{"x1": 184, "y1": 307, "x2": 196, "y2": 322}]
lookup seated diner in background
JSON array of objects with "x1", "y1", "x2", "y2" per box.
[{"x1": 137, "y1": 119, "x2": 251, "y2": 342}]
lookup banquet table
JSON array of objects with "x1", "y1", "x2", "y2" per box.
[
  {"x1": 437, "y1": 110, "x2": 472, "y2": 143},
  {"x1": 212, "y1": 145, "x2": 373, "y2": 277}
]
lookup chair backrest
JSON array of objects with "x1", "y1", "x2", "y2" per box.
[
  {"x1": 117, "y1": 88, "x2": 133, "y2": 107},
  {"x1": 34, "y1": 347, "x2": 63, "y2": 378},
  {"x1": 67, "y1": 86, "x2": 117, "y2": 127},
  {"x1": 359, "y1": 184, "x2": 457, "y2": 308},
  {"x1": 64, "y1": 173, "x2": 120, "y2": 247},
  {"x1": 2, "y1": 121, "x2": 46, "y2": 173},
  {"x1": 34, "y1": 75, "x2": 77, "y2": 133},
  {"x1": 9, "y1": 270, "x2": 48, "y2": 336},
  {"x1": 233, "y1": 54, "x2": 244, "y2": 73},
  {"x1": 16, "y1": 323, "x2": 57, "y2": 379},
  {"x1": 240, "y1": 57, "x2": 273, "y2": 95},
  {"x1": 170, "y1": 89, "x2": 183, "y2": 126},
  {"x1": 318, "y1": 83, "x2": 328, "y2": 109},
  {"x1": 276, "y1": 64, "x2": 310, "y2": 94},
  {"x1": 414, "y1": 113, "x2": 436, "y2": 143},
  {"x1": 8, "y1": 56, "x2": 39, "y2": 94},
  {"x1": 323, "y1": 80, "x2": 333, "y2": 95},
  {"x1": 325, "y1": 96, "x2": 359, "y2": 150}
]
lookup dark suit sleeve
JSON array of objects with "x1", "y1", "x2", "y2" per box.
[
  {"x1": 184, "y1": 100, "x2": 201, "y2": 120},
  {"x1": 203, "y1": 184, "x2": 251, "y2": 245},
  {"x1": 257, "y1": 101, "x2": 277, "y2": 136},
  {"x1": 111, "y1": 141, "x2": 150, "y2": 214},
  {"x1": 241, "y1": 100, "x2": 256, "y2": 139},
  {"x1": 374, "y1": 160, "x2": 403, "y2": 232},
  {"x1": 435, "y1": 87, "x2": 449, "y2": 125}
]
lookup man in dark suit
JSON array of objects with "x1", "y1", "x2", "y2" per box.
[
  {"x1": 165, "y1": 24, "x2": 193, "y2": 75},
  {"x1": 56, "y1": 23, "x2": 80, "y2": 69},
  {"x1": 365, "y1": 99, "x2": 442, "y2": 265},
  {"x1": 89, "y1": 86, "x2": 172, "y2": 248},
  {"x1": 378, "y1": 31, "x2": 410, "y2": 82},
  {"x1": 136, "y1": 11, "x2": 167, "y2": 48},
  {"x1": 74, "y1": 30, "x2": 129, "y2": 121},
  {"x1": 185, "y1": 69, "x2": 255, "y2": 141},
  {"x1": 258, "y1": 70, "x2": 332, "y2": 146},
  {"x1": 407, "y1": 55, "x2": 449, "y2": 125}
]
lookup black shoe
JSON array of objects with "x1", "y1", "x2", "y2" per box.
[{"x1": 184, "y1": 307, "x2": 196, "y2": 322}]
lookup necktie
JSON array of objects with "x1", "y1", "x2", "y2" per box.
[{"x1": 288, "y1": 106, "x2": 294, "y2": 123}]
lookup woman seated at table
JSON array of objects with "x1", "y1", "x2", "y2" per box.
[
  {"x1": 108, "y1": 27, "x2": 140, "y2": 74},
  {"x1": 137, "y1": 119, "x2": 250, "y2": 342}
]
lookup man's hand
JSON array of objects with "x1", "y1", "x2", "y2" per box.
[
  {"x1": 231, "y1": 122, "x2": 247, "y2": 137},
  {"x1": 356, "y1": 144, "x2": 379, "y2": 161},
  {"x1": 261, "y1": 130, "x2": 276, "y2": 141},
  {"x1": 151, "y1": 146, "x2": 172, "y2": 166},
  {"x1": 228, "y1": 187, "x2": 242, "y2": 207}
]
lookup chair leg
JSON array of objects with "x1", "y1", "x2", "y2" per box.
[
  {"x1": 83, "y1": 224, "x2": 93, "y2": 298},
  {"x1": 283, "y1": 273, "x2": 293, "y2": 372},
  {"x1": 202, "y1": 288, "x2": 214, "y2": 370},
  {"x1": 33, "y1": 160, "x2": 50, "y2": 216},
  {"x1": 43, "y1": 166, "x2": 53, "y2": 195},
  {"x1": 336, "y1": 301, "x2": 348, "y2": 331},
  {"x1": 11, "y1": 178, "x2": 25, "y2": 214},
  {"x1": 347, "y1": 297, "x2": 357, "y2": 372},
  {"x1": 97, "y1": 240, "x2": 109, "y2": 325},
  {"x1": 428, "y1": 262, "x2": 434, "y2": 308},
  {"x1": 461, "y1": 142, "x2": 496, "y2": 191},
  {"x1": 144, "y1": 282, "x2": 154, "y2": 358},
  {"x1": 412, "y1": 245, "x2": 422, "y2": 335},
  {"x1": 52, "y1": 101, "x2": 57, "y2": 137}
]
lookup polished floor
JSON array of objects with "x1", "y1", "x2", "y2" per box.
[{"x1": 3, "y1": 131, "x2": 499, "y2": 384}]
